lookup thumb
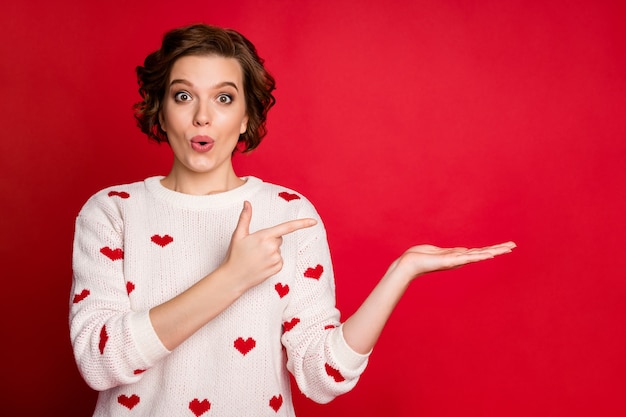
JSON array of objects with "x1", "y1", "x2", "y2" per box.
[{"x1": 232, "y1": 200, "x2": 252, "y2": 239}]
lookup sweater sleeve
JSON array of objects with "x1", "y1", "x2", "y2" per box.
[
  {"x1": 69, "y1": 194, "x2": 170, "y2": 391},
  {"x1": 281, "y1": 201, "x2": 370, "y2": 403}
]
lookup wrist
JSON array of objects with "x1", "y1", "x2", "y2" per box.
[
  {"x1": 207, "y1": 264, "x2": 248, "y2": 298},
  {"x1": 385, "y1": 255, "x2": 421, "y2": 287}
]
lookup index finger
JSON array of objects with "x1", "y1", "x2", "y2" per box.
[{"x1": 262, "y1": 218, "x2": 318, "y2": 237}]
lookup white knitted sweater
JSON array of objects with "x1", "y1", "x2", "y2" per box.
[{"x1": 70, "y1": 176, "x2": 369, "y2": 416}]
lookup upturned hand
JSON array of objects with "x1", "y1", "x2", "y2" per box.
[{"x1": 389, "y1": 242, "x2": 517, "y2": 284}]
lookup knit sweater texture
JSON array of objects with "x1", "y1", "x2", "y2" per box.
[{"x1": 70, "y1": 176, "x2": 369, "y2": 416}]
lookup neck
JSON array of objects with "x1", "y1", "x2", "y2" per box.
[{"x1": 161, "y1": 165, "x2": 244, "y2": 196}]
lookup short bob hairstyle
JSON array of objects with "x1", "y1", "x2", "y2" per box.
[{"x1": 134, "y1": 24, "x2": 276, "y2": 152}]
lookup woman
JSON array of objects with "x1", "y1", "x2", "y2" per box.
[{"x1": 70, "y1": 24, "x2": 515, "y2": 416}]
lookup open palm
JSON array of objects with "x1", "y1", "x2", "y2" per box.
[{"x1": 391, "y1": 242, "x2": 516, "y2": 280}]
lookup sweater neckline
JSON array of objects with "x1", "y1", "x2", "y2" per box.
[{"x1": 144, "y1": 176, "x2": 263, "y2": 209}]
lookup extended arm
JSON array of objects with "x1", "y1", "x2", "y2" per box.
[{"x1": 341, "y1": 243, "x2": 516, "y2": 354}]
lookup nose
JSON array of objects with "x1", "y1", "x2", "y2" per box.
[{"x1": 193, "y1": 101, "x2": 212, "y2": 126}]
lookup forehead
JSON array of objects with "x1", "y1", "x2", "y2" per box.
[{"x1": 169, "y1": 54, "x2": 244, "y2": 86}]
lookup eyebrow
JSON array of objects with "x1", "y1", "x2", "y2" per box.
[{"x1": 169, "y1": 79, "x2": 239, "y2": 91}]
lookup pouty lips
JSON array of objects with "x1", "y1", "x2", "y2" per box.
[{"x1": 190, "y1": 135, "x2": 215, "y2": 153}]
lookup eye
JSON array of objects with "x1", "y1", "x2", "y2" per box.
[
  {"x1": 217, "y1": 94, "x2": 233, "y2": 104},
  {"x1": 174, "y1": 91, "x2": 192, "y2": 102}
]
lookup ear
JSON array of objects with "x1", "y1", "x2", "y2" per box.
[
  {"x1": 239, "y1": 114, "x2": 248, "y2": 134},
  {"x1": 158, "y1": 111, "x2": 167, "y2": 132}
]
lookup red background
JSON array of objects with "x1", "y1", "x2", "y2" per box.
[{"x1": 1, "y1": 1, "x2": 625, "y2": 416}]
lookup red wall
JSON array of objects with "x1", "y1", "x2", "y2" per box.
[{"x1": 2, "y1": 1, "x2": 625, "y2": 415}]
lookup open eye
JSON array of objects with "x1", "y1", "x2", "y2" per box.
[
  {"x1": 174, "y1": 91, "x2": 192, "y2": 102},
  {"x1": 217, "y1": 94, "x2": 233, "y2": 104}
]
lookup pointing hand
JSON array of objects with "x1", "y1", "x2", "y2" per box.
[{"x1": 222, "y1": 201, "x2": 317, "y2": 290}]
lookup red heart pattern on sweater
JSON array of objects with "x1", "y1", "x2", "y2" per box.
[
  {"x1": 99, "y1": 325, "x2": 108, "y2": 354},
  {"x1": 117, "y1": 394, "x2": 140, "y2": 409},
  {"x1": 234, "y1": 337, "x2": 256, "y2": 355},
  {"x1": 86, "y1": 187, "x2": 345, "y2": 410},
  {"x1": 304, "y1": 264, "x2": 323, "y2": 279},
  {"x1": 274, "y1": 282, "x2": 289, "y2": 298},
  {"x1": 189, "y1": 398, "x2": 211, "y2": 416},
  {"x1": 100, "y1": 246, "x2": 124, "y2": 261},
  {"x1": 269, "y1": 394, "x2": 283, "y2": 412},
  {"x1": 73, "y1": 289, "x2": 90, "y2": 303},
  {"x1": 325, "y1": 363, "x2": 345, "y2": 382},
  {"x1": 108, "y1": 190, "x2": 130, "y2": 199},
  {"x1": 151, "y1": 234, "x2": 173, "y2": 247},
  {"x1": 278, "y1": 191, "x2": 300, "y2": 202},
  {"x1": 283, "y1": 317, "x2": 300, "y2": 332}
]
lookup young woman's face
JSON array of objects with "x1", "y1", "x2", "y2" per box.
[{"x1": 159, "y1": 54, "x2": 248, "y2": 179}]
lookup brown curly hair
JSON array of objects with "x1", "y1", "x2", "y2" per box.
[{"x1": 134, "y1": 24, "x2": 276, "y2": 152}]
